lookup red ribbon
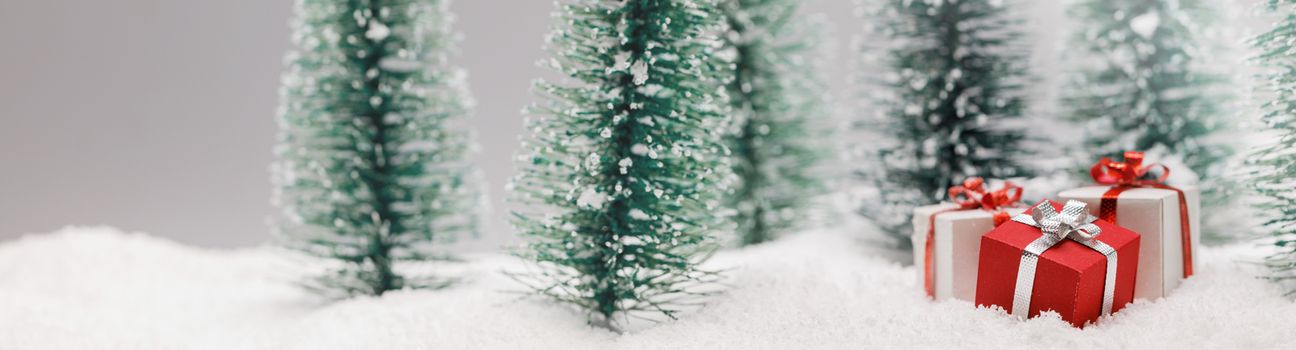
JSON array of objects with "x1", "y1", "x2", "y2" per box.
[
  {"x1": 924, "y1": 177, "x2": 1023, "y2": 298},
  {"x1": 1090, "y1": 151, "x2": 1194, "y2": 278}
]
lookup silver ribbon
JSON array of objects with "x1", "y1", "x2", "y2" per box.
[{"x1": 1008, "y1": 200, "x2": 1119, "y2": 319}]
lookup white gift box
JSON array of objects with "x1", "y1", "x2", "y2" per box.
[
  {"x1": 1058, "y1": 185, "x2": 1200, "y2": 300},
  {"x1": 912, "y1": 204, "x2": 1025, "y2": 301}
]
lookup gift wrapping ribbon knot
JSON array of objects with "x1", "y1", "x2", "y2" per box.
[
  {"x1": 924, "y1": 177, "x2": 1024, "y2": 297},
  {"x1": 1009, "y1": 200, "x2": 1119, "y2": 319},
  {"x1": 1089, "y1": 151, "x2": 1193, "y2": 278}
]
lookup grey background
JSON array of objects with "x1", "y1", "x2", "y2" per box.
[
  {"x1": 0, "y1": 0, "x2": 866, "y2": 248},
  {"x1": 3, "y1": 0, "x2": 1245, "y2": 249}
]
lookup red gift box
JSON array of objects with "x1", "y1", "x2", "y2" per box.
[{"x1": 975, "y1": 200, "x2": 1140, "y2": 328}]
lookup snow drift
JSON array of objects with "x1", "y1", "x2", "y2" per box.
[{"x1": 0, "y1": 226, "x2": 1293, "y2": 349}]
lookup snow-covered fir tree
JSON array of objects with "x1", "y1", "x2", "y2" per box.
[
  {"x1": 854, "y1": 0, "x2": 1031, "y2": 247},
  {"x1": 1250, "y1": 0, "x2": 1296, "y2": 295},
  {"x1": 720, "y1": 0, "x2": 830, "y2": 246},
  {"x1": 509, "y1": 0, "x2": 732, "y2": 331},
  {"x1": 1064, "y1": 0, "x2": 1232, "y2": 185},
  {"x1": 1064, "y1": 0, "x2": 1239, "y2": 242},
  {"x1": 272, "y1": 0, "x2": 481, "y2": 297}
]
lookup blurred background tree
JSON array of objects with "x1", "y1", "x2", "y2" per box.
[
  {"x1": 1063, "y1": 0, "x2": 1237, "y2": 242},
  {"x1": 854, "y1": 0, "x2": 1032, "y2": 248},
  {"x1": 721, "y1": 0, "x2": 832, "y2": 247},
  {"x1": 1249, "y1": 0, "x2": 1296, "y2": 295}
]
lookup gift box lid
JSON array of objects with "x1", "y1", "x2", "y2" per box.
[
  {"x1": 1059, "y1": 185, "x2": 1198, "y2": 202},
  {"x1": 984, "y1": 201, "x2": 1140, "y2": 272},
  {"x1": 914, "y1": 203, "x2": 1028, "y2": 224}
]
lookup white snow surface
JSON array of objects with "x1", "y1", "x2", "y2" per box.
[{"x1": 1, "y1": 226, "x2": 1294, "y2": 349}]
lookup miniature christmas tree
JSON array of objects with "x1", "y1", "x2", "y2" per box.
[
  {"x1": 1064, "y1": 0, "x2": 1238, "y2": 242},
  {"x1": 1063, "y1": 0, "x2": 1232, "y2": 185},
  {"x1": 720, "y1": 0, "x2": 830, "y2": 246},
  {"x1": 1249, "y1": 0, "x2": 1296, "y2": 295},
  {"x1": 855, "y1": 0, "x2": 1031, "y2": 247},
  {"x1": 509, "y1": 0, "x2": 732, "y2": 331},
  {"x1": 272, "y1": 0, "x2": 481, "y2": 297}
]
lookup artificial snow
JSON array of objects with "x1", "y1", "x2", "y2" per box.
[
  {"x1": 628, "y1": 208, "x2": 651, "y2": 220},
  {"x1": 631, "y1": 144, "x2": 651, "y2": 156},
  {"x1": 631, "y1": 60, "x2": 650, "y2": 86},
  {"x1": 1130, "y1": 12, "x2": 1160, "y2": 39},
  {"x1": 576, "y1": 187, "x2": 606, "y2": 209},
  {"x1": 1, "y1": 226, "x2": 1294, "y2": 349},
  {"x1": 366, "y1": 22, "x2": 391, "y2": 41}
]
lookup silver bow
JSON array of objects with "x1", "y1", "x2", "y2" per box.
[{"x1": 1008, "y1": 200, "x2": 1119, "y2": 319}]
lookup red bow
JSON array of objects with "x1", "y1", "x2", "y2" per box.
[
  {"x1": 1090, "y1": 151, "x2": 1170, "y2": 186},
  {"x1": 1089, "y1": 151, "x2": 1194, "y2": 278},
  {"x1": 947, "y1": 177, "x2": 1023, "y2": 223},
  {"x1": 925, "y1": 177, "x2": 1023, "y2": 298}
]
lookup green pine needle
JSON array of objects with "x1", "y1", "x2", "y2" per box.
[
  {"x1": 273, "y1": 0, "x2": 482, "y2": 298},
  {"x1": 510, "y1": 0, "x2": 734, "y2": 331}
]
